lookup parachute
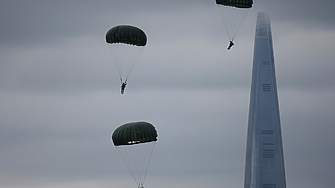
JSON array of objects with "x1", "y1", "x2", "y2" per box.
[
  {"x1": 112, "y1": 121, "x2": 158, "y2": 188},
  {"x1": 216, "y1": 0, "x2": 253, "y2": 43},
  {"x1": 106, "y1": 25, "x2": 147, "y2": 94}
]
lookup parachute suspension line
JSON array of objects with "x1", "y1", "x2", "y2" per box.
[
  {"x1": 135, "y1": 142, "x2": 155, "y2": 187},
  {"x1": 109, "y1": 44, "x2": 123, "y2": 81},
  {"x1": 117, "y1": 145, "x2": 139, "y2": 186},
  {"x1": 217, "y1": 5, "x2": 231, "y2": 41},
  {"x1": 217, "y1": 6, "x2": 250, "y2": 41},
  {"x1": 116, "y1": 142, "x2": 156, "y2": 187},
  {"x1": 231, "y1": 9, "x2": 249, "y2": 40},
  {"x1": 141, "y1": 142, "x2": 156, "y2": 185},
  {"x1": 108, "y1": 44, "x2": 144, "y2": 83},
  {"x1": 124, "y1": 44, "x2": 144, "y2": 82}
]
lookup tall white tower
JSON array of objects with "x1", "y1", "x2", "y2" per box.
[{"x1": 244, "y1": 12, "x2": 286, "y2": 188}]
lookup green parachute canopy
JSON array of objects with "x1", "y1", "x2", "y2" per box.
[
  {"x1": 106, "y1": 25, "x2": 147, "y2": 46},
  {"x1": 216, "y1": 0, "x2": 253, "y2": 8},
  {"x1": 112, "y1": 121, "x2": 158, "y2": 146}
]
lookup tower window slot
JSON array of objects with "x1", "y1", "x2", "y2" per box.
[
  {"x1": 263, "y1": 150, "x2": 275, "y2": 158},
  {"x1": 261, "y1": 130, "x2": 273, "y2": 134},
  {"x1": 262, "y1": 83, "x2": 271, "y2": 91}
]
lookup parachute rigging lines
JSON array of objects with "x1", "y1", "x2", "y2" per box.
[
  {"x1": 117, "y1": 143, "x2": 155, "y2": 187},
  {"x1": 106, "y1": 25, "x2": 147, "y2": 94},
  {"x1": 112, "y1": 122, "x2": 158, "y2": 188},
  {"x1": 108, "y1": 43, "x2": 144, "y2": 83},
  {"x1": 216, "y1": 0, "x2": 253, "y2": 41}
]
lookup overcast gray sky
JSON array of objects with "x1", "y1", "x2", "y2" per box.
[{"x1": 1, "y1": 1, "x2": 335, "y2": 188}]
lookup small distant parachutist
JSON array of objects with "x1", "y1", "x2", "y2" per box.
[
  {"x1": 227, "y1": 40, "x2": 234, "y2": 50},
  {"x1": 121, "y1": 80, "x2": 127, "y2": 94},
  {"x1": 106, "y1": 25, "x2": 147, "y2": 95},
  {"x1": 112, "y1": 122, "x2": 157, "y2": 188},
  {"x1": 216, "y1": 0, "x2": 252, "y2": 48}
]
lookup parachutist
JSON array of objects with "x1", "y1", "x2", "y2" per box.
[
  {"x1": 227, "y1": 40, "x2": 234, "y2": 50},
  {"x1": 121, "y1": 82, "x2": 127, "y2": 94},
  {"x1": 216, "y1": 0, "x2": 252, "y2": 46},
  {"x1": 112, "y1": 122, "x2": 157, "y2": 188},
  {"x1": 106, "y1": 25, "x2": 147, "y2": 95}
]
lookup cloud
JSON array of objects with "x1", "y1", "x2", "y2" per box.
[{"x1": 253, "y1": 0, "x2": 335, "y2": 28}]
